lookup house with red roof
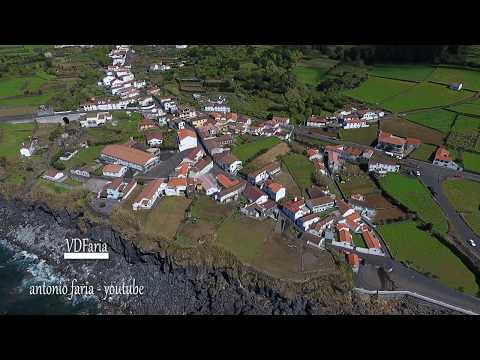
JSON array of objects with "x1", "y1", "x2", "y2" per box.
[
  {"x1": 306, "y1": 196, "x2": 335, "y2": 213},
  {"x1": 283, "y1": 198, "x2": 310, "y2": 220},
  {"x1": 177, "y1": 129, "x2": 198, "y2": 152},
  {"x1": 100, "y1": 178, "x2": 137, "y2": 201},
  {"x1": 42, "y1": 168, "x2": 65, "y2": 182},
  {"x1": 132, "y1": 179, "x2": 166, "y2": 210},
  {"x1": 265, "y1": 181, "x2": 286, "y2": 202},
  {"x1": 165, "y1": 177, "x2": 187, "y2": 196},
  {"x1": 297, "y1": 213, "x2": 322, "y2": 231},
  {"x1": 361, "y1": 227, "x2": 382, "y2": 249},
  {"x1": 307, "y1": 148, "x2": 323, "y2": 161},
  {"x1": 309, "y1": 214, "x2": 336, "y2": 237},
  {"x1": 336, "y1": 223, "x2": 352, "y2": 244},
  {"x1": 243, "y1": 184, "x2": 269, "y2": 205},
  {"x1": 306, "y1": 115, "x2": 329, "y2": 128},
  {"x1": 433, "y1": 147, "x2": 462, "y2": 170},
  {"x1": 102, "y1": 164, "x2": 127, "y2": 178},
  {"x1": 347, "y1": 253, "x2": 360, "y2": 272},
  {"x1": 325, "y1": 145, "x2": 344, "y2": 173}
]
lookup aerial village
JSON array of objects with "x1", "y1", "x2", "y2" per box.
[{"x1": 32, "y1": 45, "x2": 464, "y2": 274}]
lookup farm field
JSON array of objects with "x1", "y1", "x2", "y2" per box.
[
  {"x1": 248, "y1": 142, "x2": 290, "y2": 170},
  {"x1": 379, "y1": 173, "x2": 449, "y2": 234},
  {"x1": 365, "y1": 193, "x2": 407, "y2": 224},
  {"x1": 281, "y1": 153, "x2": 315, "y2": 193},
  {"x1": 0, "y1": 122, "x2": 34, "y2": 160},
  {"x1": 462, "y1": 151, "x2": 480, "y2": 173},
  {"x1": 451, "y1": 114, "x2": 480, "y2": 134},
  {"x1": 448, "y1": 101, "x2": 480, "y2": 116},
  {"x1": 405, "y1": 109, "x2": 456, "y2": 134},
  {"x1": 369, "y1": 65, "x2": 435, "y2": 82},
  {"x1": 410, "y1": 143, "x2": 438, "y2": 161},
  {"x1": 339, "y1": 125, "x2": 379, "y2": 146},
  {"x1": 63, "y1": 145, "x2": 103, "y2": 170},
  {"x1": 343, "y1": 77, "x2": 414, "y2": 105},
  {"x1": 430, "y1": 67, "x2": 480, "y2": 91},
  {"x1": 443, "y1": 179, "x2": 480, "y2": 236},
  {"x1": 380, "y1": 116, "x2": 445, "y2": 145},
  {"x1": 215, "y1": 214, "x2": 331, "y2": 280},
  {"x1": 381, "y1": 82, "x2": 473, "y2": 112},
  {"x1": 293, "y1": 57, "x2": 338, "y2": 86},
  {"x1": 379, "y1": 221, "x2": 479, "y2": 296},
  {"x1": 232, "y1": 136, "x2": 281, "y2": 163},
  {"x1": 338, "y1": 173, "x2": 378, "y2": 197}
]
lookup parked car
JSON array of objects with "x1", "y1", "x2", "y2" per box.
[{"x1": 469, "y1": 239, "x2": 477, "y2": 247}]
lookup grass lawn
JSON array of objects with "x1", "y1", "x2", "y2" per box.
[
  {"x1": 339, "y1": 125, "x2": 379, "y2": 146},
  {"x1": 63, "y1": 145, "x2": 102, "y2": 170},
  {"x1": 352, "y1": 233, "x2": 367, "y2": 248},
  {"x1": 232, "y1": 136, "x2": 281, "y2": 162},
  {"x1": 430, "y1": 67, "x2": 480, "y2": 91},
  {"x1": 448, "y1": 101, "x2": 480, "y2": 116},
  {"x1": 281, "y1": 153, "x2": 314, "y2": 192},
  {"x1": 293, "y1": 57, "x2": 337, "y2": 87},
  {"x1": 443, "y1": 179, "x2": 480, "y2": 236},
  {"x1": 381, "y1": 82, "x2": 473, "y2": 112},
  {"x1": 409, "y1": 143, "x2": 438, "y2": 161},
  {"x1": 462, "y1": 151, "x2": 480, "y2": 173},
  {"x1": 405, "y1": 109, "x2": 456, "y2": 134},
  {"x1": 379, "y1": 221, "x2": 479, "y2": 296},
  {"x1": 0, "y1": 71, "x2": 55, "y2": 99},
  {"x1": 36, "y1": 179, "x2": 69, "y2": 194},
  {"x1": 338, "y1": 173, "x2": 378, "y2": 197},
  {"x1": 343, "y1": 77, "x2": 414, "y2": 105},
  {"x1": 142, "y1": 197, "x2": 192, "y2": 240},
  {"x1": 0, "y1": 122, "x2": 34, "y2": 160},
  {"x1": 379, "y1": 173, "x2": 448, "y2": 234},
  {"x1": 369, "y1": 65, "x2": 435, "y2": 82},
  {"x1": 380, "y1": 116, "x2": 446, "y2": 146},
  {"x1": 190, "y1": 195, "x2": 233, "y2": 225},
  {"x1": 452, "y1": 114, "x2": 480, "y2": 134}
]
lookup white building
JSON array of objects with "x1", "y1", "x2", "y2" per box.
[
  {"x1": 132, "y1": 179, "x2": 165, "y2": 211},
  {"x1": 79, "y1": 112, "x2": 112, "y2": 128},
  {"x1": 265, "y1": 182, "x2": 286, "y2": 202},
  {"x1": 102, "y1": 164, "x2": 128, "y2": 178},
  {"x1": 177, "y1": 129, "x2": 198, "y2": 152}
]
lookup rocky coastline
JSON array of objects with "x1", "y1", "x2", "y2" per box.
[{"x1": 0, "y1": 198, "x2": 456, "y2": 315}]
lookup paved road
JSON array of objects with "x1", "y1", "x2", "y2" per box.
[
  {"x1": 342, "y1": 246, "x2": 480, "y2": 314},
  {"x1": 296, "y1": 126, "x2": 480, "y2": 248}
]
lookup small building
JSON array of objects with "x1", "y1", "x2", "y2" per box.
[
  {"x1": 433, "y1": 147, "x2": 462, "y2": 171},
  {"x1": 283, "y1": 198, "x2": 310, "y2": 221},
  {"x1": 216, "y1": 153, "x2": 242, "y2": 175},
  {"x1": 215, "y1": 181, "x2": 246, "y2": 203},
  {"x1": 189, "y1": 157, "x2": 213, "y2": 178},
  {"x1": 102, "y1": 164, "x2": 127, "y2": 178},
  {"x1": 309, "y1": 214, "x2": 336, "y2": 237},
  {"x1": 307, "y1": 148, "x2": 322, "y2": 161},
  {"x1": 216, "y1": 173, "x2": 240, "y2": 189},
  {"x1": 362, "y1": 227, "x2": 382, "y2": 249},
  {"x1": 70, "y1": 166, "x2": 90, "y2": 178},
  {"x1": 145, "y1": 131, "x2": 164, "y2": 147},
  {"x1": 132, "y1": 179, "x2": 165, "y2": 210},
  {"x1": 100, "y1": 178, "x2": 137, "y2": 201},
  {"x1": 368, "y1": 153, "x2": 400, "y2": 175},
  {"x1": 165, "y1": 177, "x2": 187, "y2": 196},
  {"x1": 241, "y1": 199, "x2": 278, "y2": 219},
  {"x1": 306, "y1": 196, "x2": 335, "y2": 213},
  {"x1": 306, "y1": 115, "x2": 329, "y2": 128},
  {"x1": 198, "y1": 173, "x2": 220, "y2": 196},
  {"x1": 248, "y1": 167, "x2": 269, "y2": 185},
  {"x1": 343, "y1": 117, "x2": 369, "y2": 129},
  {"x1": 177, "y1": 129, "x2": 198, "y2": 152},
  {"x1": 265, "y1": 181, "x2": 286, "y2": 202},
  {"x1": 138, "y1": 118, "x2": 157, "y2": 132},
  {"x1": 297, "y1": 213, "x2": 322, "y2": 231},
  {"x1": 243, "y1": 184, "x2": 269, "y2": 205},
  {"x1": 80, "y1": 112, "x2": 112, "y2": 128},
  {"x1": 42, "y1": 169, "x2": 65, "y2": 182}
]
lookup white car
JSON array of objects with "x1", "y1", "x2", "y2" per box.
[{"x1": 469, "y1": 239, "x2": 477, "y2": 247}]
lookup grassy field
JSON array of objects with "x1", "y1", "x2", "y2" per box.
[
  {"x1": 369, "y1": 65, "x2": 435, "y2": 82},
  {"x1": 452, "y1": 114, "x2": 480, "y2": 134},
  {"x1": 281, "y1": 153, "x2": 314, "y2": 192},
  {"x1": 409, "y1": 143, "x2": 438, "y2": 161},
  {"x1": 343, "y1": 77, "x2": 414, "y2": 105},
  {"x1": 379, "y1": 221, "x2": 479, "y2": 296},
  {"x1": 232, "y1": 136, "x2": 281, "y2": 162},
  {"x1": 352, "y1": 233, "x2": 367, "y2": 248},
  {"x1": 293, "y1": 57, "x2": 337, "y2": 86},
  {"x1": 430, "y1": 67, "x2": 480, "y2": 91},
  {"x1": 462, "y1": 151, "x2": 480, "y2": 173},
  {"x1": 381, "y1": 82, "x2": 473, "y2": 112},
  {"x1": 0, "y1": 71, "x2": 56, "y2": 99},
  {"x1": 338, "y1": 173, "x2": 378, "y2": 197},
  {"x1": 339, "y1": 125, "x2": 379, "y2": 146},
  {"x1": 405, "y1": 109, "x2": 456, "y2": 134},
  {"x1": 35, "y1": 179, "x2": 69, "y2": 194},
  {"x1": 63, "y1": 145, "x2": 103, "y2": 170},
  {"x1": 443, "y1": 179, "x2": 480, "y2": 236},
  {"x1": 380, "y1": 116, "x2": 445, "y2": 146},
  {"x1": 448, "y1": 101, "x2": 480, "y2": 116},
  {"x1": 379, "y1": 173, "x2": 448, "y2": 234},
  {"x1": 0, "y1": 122, "x2": 34, "y2": 160}
]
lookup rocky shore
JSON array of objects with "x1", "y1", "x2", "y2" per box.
[{"x1": 0, "y1": 198, "x2": 456, "y2": 314}]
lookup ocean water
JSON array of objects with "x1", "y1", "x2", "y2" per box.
[{"x1": 0, "y1": 241, "x2": 99, "y2": 315}]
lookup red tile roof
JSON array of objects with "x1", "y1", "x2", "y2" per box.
[
  {"x1": 284, "y1": 199, "x2": 305, "y2": 214},
  {"x1": 267, "y1": 182, "x2": 284, "y2": 193},
  {"x1": 378, "y1": 131, "x2": 406, "y2": 146},
  {"x1": 168, "y1": 177, "x2": 187, "y2": 188},
  {"x1": 338, "y1": 228, "x2": 352, "y2": 243},
  {"x1": 134, "y1": 179, "x2": 164, "y2": 202},
  {"x1": 178, "y1": 129, "x2": 196, "y2": 141},
  {"x1": 347, "y1": 253, "x2": 360, "y2": 266},
  {"x1": 435, "y1": 147, "x2": 452, "y2": 162},
  {"x1": 216, "y1": 174, "x2": 239, "y2": 189},
  {"x1": 362, "y1": 228, "x2": 381, "y2": 249},
  {"x1": 103, "y1": 164, "x2": 125, "y2": 173},
  {"x1": 102, "y1": 144, "x2": 155, "y2": 167}
]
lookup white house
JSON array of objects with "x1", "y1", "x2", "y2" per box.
[
  {"x1": 283, "y1": 198, "x2": 310, "y2": 221},
  {"x1": 343, "y1": 118, "x2": 369, "y2": 129},
  {"x1": 247, "y1": 168, "x2": 269, "y2": 185},
  {"x1": 70, "y1": 167, "x2": 90, "y2": 178},
  {"x1": 244, "y1": 185, "x2": 269, "y2": 205},
  {"x1": 189, "y1": 157, "x2": 213, "y2": 178},
  {"x1": 306, "y1": 196, "x2": 335, "y2": 213},
  {"x1": 198, "y1": 173, "x2": 220, "y2": 196},
  {"x1": 177, "y1": 129, "x2": 198, "y2": 152},
  {"x1": 368, "y1": 155, "x2": 400, "y2": 175},
  {"x1": 265, "y1": 182, "x2": 286, "y2": 202},
  {"x1": 102, "y1": 164, "x2": 128, "y2": 178},
  {"x1": 80, "y1": 112, "x2": 112, "y2": 128},
  {"x1": 102, "y1": 75, "x2": 116, "y2": 87},
  {"x1": 165, "y1": 177, "x2": 187, "y2": 196},
  {"x1": 42, "y1": 169, "x2": 64, "y2": 182},
  {"x1": 20, "y1": 140, "x2": 37, "y2": 157},
  {"x1": 132, "y1": 179, "x2": 165, "y2": 211},
  {"x1": 145, "y1": 131, "x2": 164, "y2": 147},
  {"x1": 217, "y1": 153, "x2": 242, "y2": 175},
  {"x1": 297, "y1": 213, "x2": 322, "y2": 231}
]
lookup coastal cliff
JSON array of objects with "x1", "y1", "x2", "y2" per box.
[{"x1": 0, "y1": 198, "x2": 454, "y2": 314}]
